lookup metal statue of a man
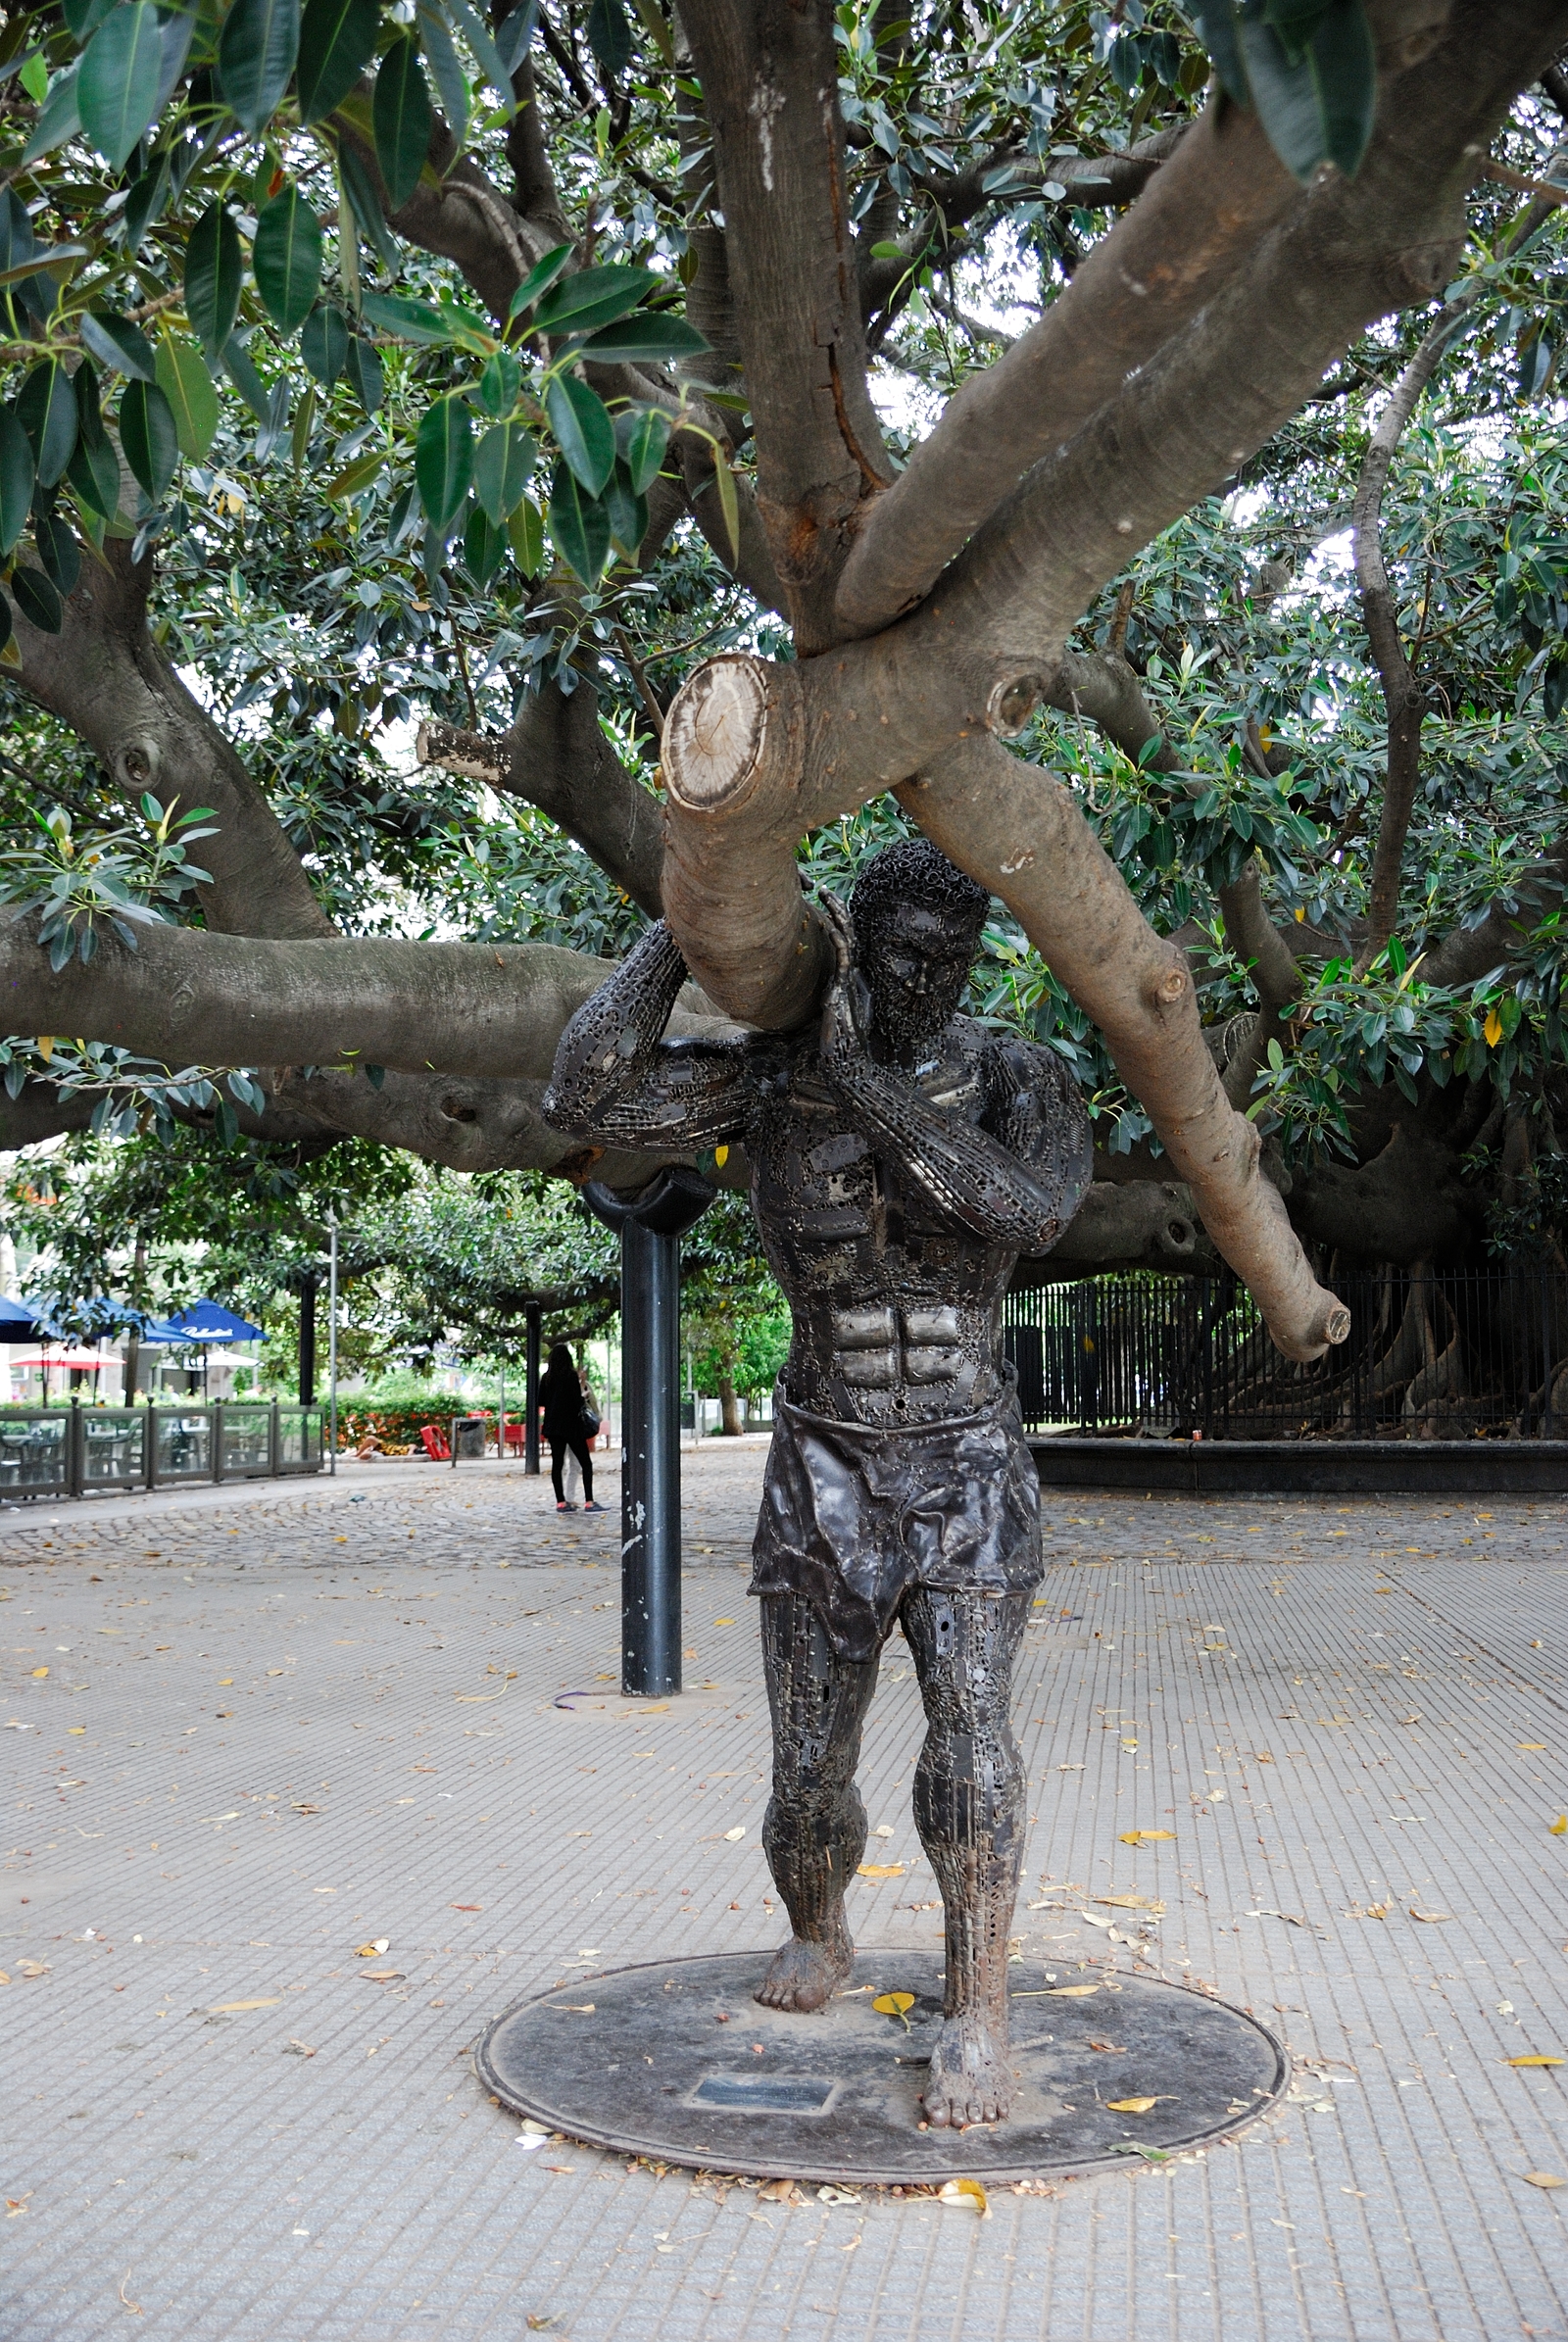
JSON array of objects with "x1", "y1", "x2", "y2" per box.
[{"x1": 544, "y1": 840, "x2": 1091, "y2": 2127}]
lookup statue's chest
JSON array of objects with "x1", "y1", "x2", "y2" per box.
[{"x1": 749, "y1": 1052, "x2": 985, "y2": 1256}]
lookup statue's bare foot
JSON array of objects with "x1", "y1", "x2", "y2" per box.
[
  {"x1": 754, "y1": 1931, "x2": 853, "y2": 2013},
  {"x1": 923, "y1": 2013, "x2": 1013, "y2": 2127}
]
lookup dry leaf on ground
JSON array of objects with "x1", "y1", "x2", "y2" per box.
[
  {"x1": 938, "y1": 2178, "x2": 991, "y2": 2217},
  {"x1": 722, "y1": 1827, "x2": 746, "y2": 1841},
  {"x1": 355, "y1": 1939, "x2": 390, "y2": 1957},
  {"x1": 1098, "y1": 1895, "x2": 1164, "y2": 1912},
  {"x1": 17, "y1": 1962, "x2": 48, "y2": 1978},
  {"x1": 209, "y1": 1998, "x2": 281, "y2": 2013},
  {"x1": 1507, "y1": 2055, "x2": 1566, "y2": 2067},
  {"x1": 1106, "y1": 2096, "x2": 1165, "y2": 2114},
  {"x1": 872, "y1": 1991, "x2": 914, "y2": 2029},
  {"x1": 1408, "y1": 1910, "x2": 1450, "y2": 1924},
  {"x1": 1521, "y1": 2171, "x2": 1566, "y2": 2188},
  {"x1": 1119, "y1": 1830, "x2": 1176, "y2": 1845},
  {"x1": 858, "y1": 1863, "x2": 905, "y2": 1878},
  {"x1": 1551, "y1": 1816, "x2": 1567, "y2": 1835}
]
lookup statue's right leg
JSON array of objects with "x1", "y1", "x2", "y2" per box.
[{"x1": 755, "y1": 1591, "x2": 880, "y2": 2014}]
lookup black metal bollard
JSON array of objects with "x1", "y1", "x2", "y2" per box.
[
  {"x1": 524, "y1": 1302, "x2": 541, "y2": 1476},
  {"x1": 584, "y1": 1168, "x2": 715, "y2": 1698}
]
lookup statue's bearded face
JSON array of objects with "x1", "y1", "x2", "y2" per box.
[{"x1": 858, "y1": 899, "x2": 980, "y2": 1052}]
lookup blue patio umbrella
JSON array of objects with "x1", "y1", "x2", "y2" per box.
[
  {"x1": 0, "y1": 1295, "x2": 43, "y2": 1342},
  {"x1": 142, "y1": 1299, "x2": 264, "y2": 1344}
]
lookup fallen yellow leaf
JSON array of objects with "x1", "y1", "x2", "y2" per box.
[
  {"x1": 872, "y1": 1991, "x2": 915, "y2": 2025},
  {"x1": 1409, "y1": 1910, "x2": 1450, "y2": 1924},
  {"x1": 1097, "y1": 1894, "x2": 1165, "y2": 1913},
  {"x1": 1118, "y1": 1829, "x2": 1175, "y2": 1845},
  {"x1": 937, "y1": 2177, "x2": 990, "y2": 2218},
  {"x1": 1041, "y1": 1983, "x2": 1100, "y2": 1998},
  {"x1": 356, "y1": 1939, "x2": 391, "y2": 1958},
  {"x1": 68, "y1": 1726, "x2": 85, "y2": 1735},
  {"x1": 0, "y1": 1973, "x2": 9, "y2": 1987},
  {"x1": 1551, "y1": 1816, "x2": 1567, "y2": 1835},
  {"x1": 17, "y1": 1961, "x2": 48, "y2": 1978},
  {"x1": 218, "y1": 1680, "x2": 233, "y2": 1686},
  {"x1": 209, "y1": 1998, "x2": 281, "y2": 2013},
  {"x1": 30, "y1": 1667, "x2": 47, "y2": 1680},
  {"x1": 1521, "y1": 2171, "x2": 1567, "y2": 2188},
  {"x1": 1507, "y1": 2055, "x2": 1565, "y2": 2067},
  {"x1": 858, "y1": 1862, "x2": 905, "y2": 1878},
  {"x1": 1106, "y1": 2096, "x2": 1161, "y2": 2114},
  {"x1": 1519, "y1": 1743, "x2": 1545, "y2": 1751}
]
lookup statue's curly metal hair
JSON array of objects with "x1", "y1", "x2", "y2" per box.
[{"x1": 847, "y1": 837, "x2": 989, "y2": 948}]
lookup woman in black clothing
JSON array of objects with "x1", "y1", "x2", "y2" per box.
[{"x1": 540, "y1": 1342, "x2": 600, "y2": 1512}]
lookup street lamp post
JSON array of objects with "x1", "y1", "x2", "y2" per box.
[
  {"x1": 584, "y1": 1168, "x2": 714, "y2": 1699},
  {"x1": 326, "y1": 1218, "x2": 338, "y2": 1479}
]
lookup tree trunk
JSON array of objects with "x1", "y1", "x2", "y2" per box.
[{"x1": 717, "y1": 1369, "x2": 743, "y2": 1437}]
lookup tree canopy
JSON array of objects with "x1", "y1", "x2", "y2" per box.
[{"x1": 2, "y1": 0, "x2": 1568, "y2": 1374}]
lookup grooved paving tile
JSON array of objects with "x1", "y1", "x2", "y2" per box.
[{"x1": 2, "y1": 1456, "x2": 1567, "y2": 2339}]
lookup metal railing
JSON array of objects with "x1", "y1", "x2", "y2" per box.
[
  {"x1": 0, "y1": 1399, "x2": 325, "y2": 1500},
  {"x1": 1004, "y1": 1266, "x2": 1568, "y2": 1441}
]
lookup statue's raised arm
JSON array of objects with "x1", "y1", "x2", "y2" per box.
[{"x1": 542, "y1": 920, "x2": 754, "y2": 1151}]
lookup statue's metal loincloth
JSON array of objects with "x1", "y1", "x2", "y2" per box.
[{"x1": 748, "y1": 1377, "x2": 1043, "y2": 1662}]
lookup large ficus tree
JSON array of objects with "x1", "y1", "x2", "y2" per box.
[{"x1": 2, "y1": 0, "x2": 1568, "y2": 1368}]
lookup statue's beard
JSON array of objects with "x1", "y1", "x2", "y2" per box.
[{"x1": 867, "y1": 975, "x2": 965, "y2": 1055}]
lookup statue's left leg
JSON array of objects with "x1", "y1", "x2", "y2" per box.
[{"x1": 902, "y1": 1585, "x2": 1030, "y2": 2128}]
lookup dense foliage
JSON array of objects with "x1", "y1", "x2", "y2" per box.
[{"x1": 3, "y1": 0, "x2": 1568, "y2": 1325}]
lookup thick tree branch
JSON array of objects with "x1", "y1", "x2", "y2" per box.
[
  {"x1": 417, "y1": 680, "x2": 666, "y2": 917},
  {"x1": 0, "y1": 912, "x2": 734, "y2": 1085},
  {"x1": 900, "y1": 737, "x2": 1347, "y2": 1361},
  {"x1": 835, "y1": 100, "x2": 1298, "y2": 640},
  {"x1": 676, "y1": 0, "x2": 893, "y2": 647},
  {"x1": 676, "y1": 0, "x2": 1568, "y2": 856},
  {"x1": 10, "y1": 540, "x2": 334, "y2": 941}
]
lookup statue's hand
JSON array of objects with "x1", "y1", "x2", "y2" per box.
[{"x1": 816, "y1": 895, "x2": 871, "y2": 1074}]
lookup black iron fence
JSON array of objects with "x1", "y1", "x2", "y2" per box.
[
  {"x1": 0, "y1": 1398, "x2": 326, "y2": 1501},
  {"x1": 1003, "y1": 1266, "x2": 1568, "y2": 1440}
]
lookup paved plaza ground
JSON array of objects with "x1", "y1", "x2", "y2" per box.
[{"x1": 2, "y1": 1442, "x2": 1567, "y2": 2341}]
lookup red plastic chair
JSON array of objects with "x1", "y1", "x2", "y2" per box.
[{"x1": 419, "y1": 1423, "x2": 451, "y2": 1461}]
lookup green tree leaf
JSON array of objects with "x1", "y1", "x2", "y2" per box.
[
  {"x1": 16, "y1": 360, "x2": 77, "y2": 491},
  {"x1": 119, "y1": 378, "x2": 179, "y2": 502},
  {"x1": 548, "y1": 457, "x2": 610, "y2": 583},
  {"x1": 615, "y1": 404, "x2": 670, "y2": 495},
  {"x1": 0, "y1": 407, "x2": 36, "y2": 558},
  {"x1": 603, "y1": 462, "x2": 648, "y2": 559},
  {"x1": 323, "y1": 445, "x2": 387, "y2": 500},
  {"x1": 183, "y1": 202, "x2": 243, "y2": 358},
  {"x1": 344, "y1": 334, "x2": 385, "y2": 412},
  {"x1": 64, "y1": 0, "x2": 118, "y2": 36},
  {"x1": 155, "y1": 334, "x2": 220, "y2": 461},
  {"x1": 296, "y1": 0, "x2": 379, "y2": 122},
  {"x1": 475, "y1": 348, "x2": 521, "y2": 416},
  {"x1": 545, "y1": 373, "x2": 614, "y2": 496},
  {"x1": 21, "y1": 63, "x2": 80, "y2": 165},
  {"x1": 586, "y1": 0, "x2": 631, "y2": 80},
  {"x1": 1236, "y1": 1, "x2": 1375, "y2": 181},
  {"x1": 78, "y1": 311, "x2": 158, "y2": 381},
  {"x1": 77, "y1": 3, "x2": 164, "y2": 171},
  {"x1": 506, "y1": 493, "x2": 545, "y2": 577},
  {"x1": 373, "y1": 35, "x2": 432, "y2": 211},
  {"x1": 444, "y1": 0, "x2": 519, "y2": 116},
  {"x1": 253, "y1": 184, "x2": 324, "y2": 335},
  {"x1": 302, "y1": 304, "x2": 350, "y2": 386},
  {"x1": 463, "y1": 501, "x2": 507, "y2": 588},
  {"x1": 577, "y1": 313, "x2": 708, "y2": 364},
  {"x1": 416, "y1": 395, "x2": 474, "y2": 530},
  {"x1": 533, "y1": 266, "x2": 658, "y2": 337},
  {"x1": 121, "y1": 151, "x2": 171, "y2": 254},
  {"x1": 474, "y1": 420, "x2": 535, "y2": 523},
  {"x1": 34, "y1": 512, "x2": 81, "y2": 598},
  {"x1": 11, "y1": 565, "x2": 64, "y2": 634},
  {"x1": 416, "y1": 2, "x2": 469, "y2": 145},
  {"x1": 218, "y1": 0, "x2": 302, "y2": 133},
  {"x1": 506, "y1": 242, "x2": 572, "y2": 319},
  {"x1": 67, "y1": 363, "x2": 122, "y2": 522}
]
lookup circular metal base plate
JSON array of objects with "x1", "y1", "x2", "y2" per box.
[{"x1": 474, "y1": 1951, "x2": 1287, "y2": 2185}]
